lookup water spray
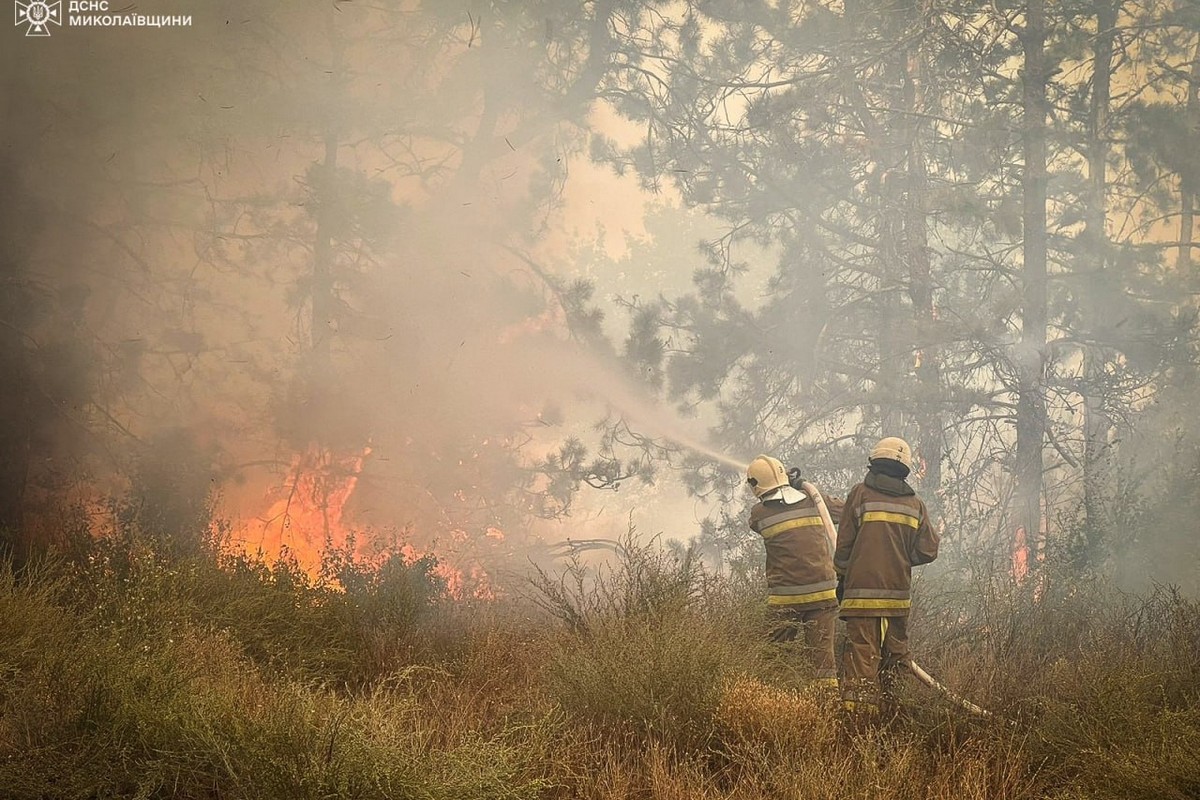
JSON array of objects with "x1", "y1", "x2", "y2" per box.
[
  {"x1": 547, "y1": 344, "x2": 750, "y2": 473},
  {"x1": 659, "y1": 435, "x2": 749, "y2": 472}
]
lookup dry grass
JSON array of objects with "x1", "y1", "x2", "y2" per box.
[{"x1": 0, "y1": 532, "x2": 1197, "y2": 799}]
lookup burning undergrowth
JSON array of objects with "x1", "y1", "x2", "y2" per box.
[{"x1": 220, "y1": 441, "x2": 515, "y2": 601}]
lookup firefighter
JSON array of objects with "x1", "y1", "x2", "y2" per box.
[
  {"x1": 835, "y1": 437, "x2": 939, "y2": 718},
  {"x1": 746, "y1": 455, "x2": 839, "y2": 691}
]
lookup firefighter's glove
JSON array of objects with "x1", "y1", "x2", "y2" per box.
[
  {"x1": 786, "y1": 467, "x2": 804, "y2": 490},
  {"x1": 835, "y1": 577, "x2": 845, "y2": 604}
]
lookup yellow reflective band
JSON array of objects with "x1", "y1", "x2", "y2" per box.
[
  {"x1": 767, "y1": 589, "x2": 838, "y2": 605},
  {"x1": 840, "y1": 598, "x2": 911, "y2": 610},
  {"x1": 862, "y1": 511, "x2": 919, "y2": 528},
  {"x1": 761, "y1": 516, "x2": 824, "y2": 539}
]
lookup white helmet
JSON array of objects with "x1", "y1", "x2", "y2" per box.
[
  {"x1": 869, "y1": 436, "x2": 913, "y2": 469},
  {"x1": 746, "y1": 455, "x2": 789, "y2": 498}
]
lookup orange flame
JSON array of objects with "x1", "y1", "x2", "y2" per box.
[
  {"x1": 227, "y1": 443, "x2": 502, "y2": 599},
  {"x1": 1012, "y1": 525, "x2": 1029, "y2": 583},
  {"x1": 228, "y1": 443, "x2": 369, "y2": 574},
  {"x1": 1011, "y1": 518, "x2": 1046, "y2": 598}
]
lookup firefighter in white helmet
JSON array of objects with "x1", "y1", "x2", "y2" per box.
[
  {"x1": 746, "y1": 454, "x2": 839, "y2": 691},
  {"x1": 834, "y1": 437, "x2": 939, "y2": 718}
]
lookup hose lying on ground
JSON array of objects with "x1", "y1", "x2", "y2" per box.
[{"x1": 908, "y1": 659, "x2": 996, "y2": 718}]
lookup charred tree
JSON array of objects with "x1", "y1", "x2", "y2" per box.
[{"x1": 308, "y1": 38, "x2": 347, "y2": 544}]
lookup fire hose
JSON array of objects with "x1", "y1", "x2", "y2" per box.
[
  {"x1": 907, "y1": 659, "x2": 996, "y2": 718},
  {"x1": 798, "y1": 479, "x2": 838, "y2": 551}
]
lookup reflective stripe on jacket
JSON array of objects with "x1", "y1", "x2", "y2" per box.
[
  {"x1": 750, "y1": 495, "x2": 838, "y2": 610},
  {"x1": 834, "y1": 479, "x2": 938, "y2": 617}
]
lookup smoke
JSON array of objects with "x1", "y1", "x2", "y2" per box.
[
  {"x1": 0, "y1": 2, "x2": 744, "y2": 562},
  {"x1": 9, "y1": 1, "x2": 1196, "y2": 597}
]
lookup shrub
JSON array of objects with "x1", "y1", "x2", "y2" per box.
[
  {"x1": 5, "y1": 510, "x2": 1200, "y2": 799},
  {"x1": 533, "y1": 533, "x2": 776, "y2": 751},
  {"x1": 59, "y1": 523, "x2": 450, "y2": 687},
  {"x1": 0, "y1": 560, "x2": 553, "y2": 799}
]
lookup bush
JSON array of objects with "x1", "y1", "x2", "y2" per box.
[
  {"x1": 60, "y1": 526, "x2": 449, "y2": 687},
  {"x1": 911, "y1": 574, "x2": 1200, "y2": 800},
  {"x1": 3, "y1": 513, "x2": 1200, "y2": 799},
  {"x1": 533, "y1": 533, "x2": 776, "y2": 751},
  {"x1": 546, "y1": 608, "x2": 760, "y2": 750},
  {"x1": 0, "y1": 560, "x2": 554, "y2": 799}
]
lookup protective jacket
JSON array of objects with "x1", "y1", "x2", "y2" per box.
[
  {"x1": 749, "y1": 489, "x2": 838, "y2": 609},
  {"x1": 834, "y1": 471, "x2": 938, "y2": 617}
]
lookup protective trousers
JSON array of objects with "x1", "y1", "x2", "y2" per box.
[
  {"x1": 769, "y1": 605, "x2": 838, "y2": 687},
  {"x1": 840, "y1": 615, "x2": 909, "y2": 712}
]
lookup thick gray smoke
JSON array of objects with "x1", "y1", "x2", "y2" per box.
[{"x1": 0, "y1": 3, "x2": 746, "y2": 574}]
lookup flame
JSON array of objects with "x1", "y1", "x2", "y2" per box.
[
  {"x1": 225, "y1": 442, "x2": 503, "y2": 599},
  {"x1": 1011, "y1": 518, "x2": 1046, "y2": 596},
  {"x1": 228, "y1": 443, "x2": 369, "y2": 574},
  {"x1": 1012, "y1": 525, "x2": 1029, "y2": 583},
  {"x1": 383, "y1": 540, "x2": 497, "y2": 600}
]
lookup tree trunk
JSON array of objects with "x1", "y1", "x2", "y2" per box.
[
  {"x1": 309, "y1": 34, "x2": 345, "y2": 541},
  {"x1": 876, "y1": 168, "x2": 907, "y2": 437},
  {"x1": 1182, "y1": 35, "x2": 1199, "y2": 276},
  {"x1": 902, "y1": 1, "x2": 942, "y2": 498},
  {"x1": 0, "y1": 341, "x2": 32, "y2": 565},
  {"x1": 1015, "y1": 0, "x2": 1049, "y2": 556},
  {"x1": 311, "y1": 36, "x2": 344, "y2": 369},
  {"x1": 1081, "y1": 0, "x2": 1117, "y2": 557},
  {"x1": 846, "y1": 0, "x2": 911, "y2": 441},
  {"x1": 312, "y1": 131, "x2": 339, "y2": 366}
]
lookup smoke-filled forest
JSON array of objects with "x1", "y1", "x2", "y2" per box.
[{"x1": 2, "y1": 0, "x2": 1199, "y2": 797}]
